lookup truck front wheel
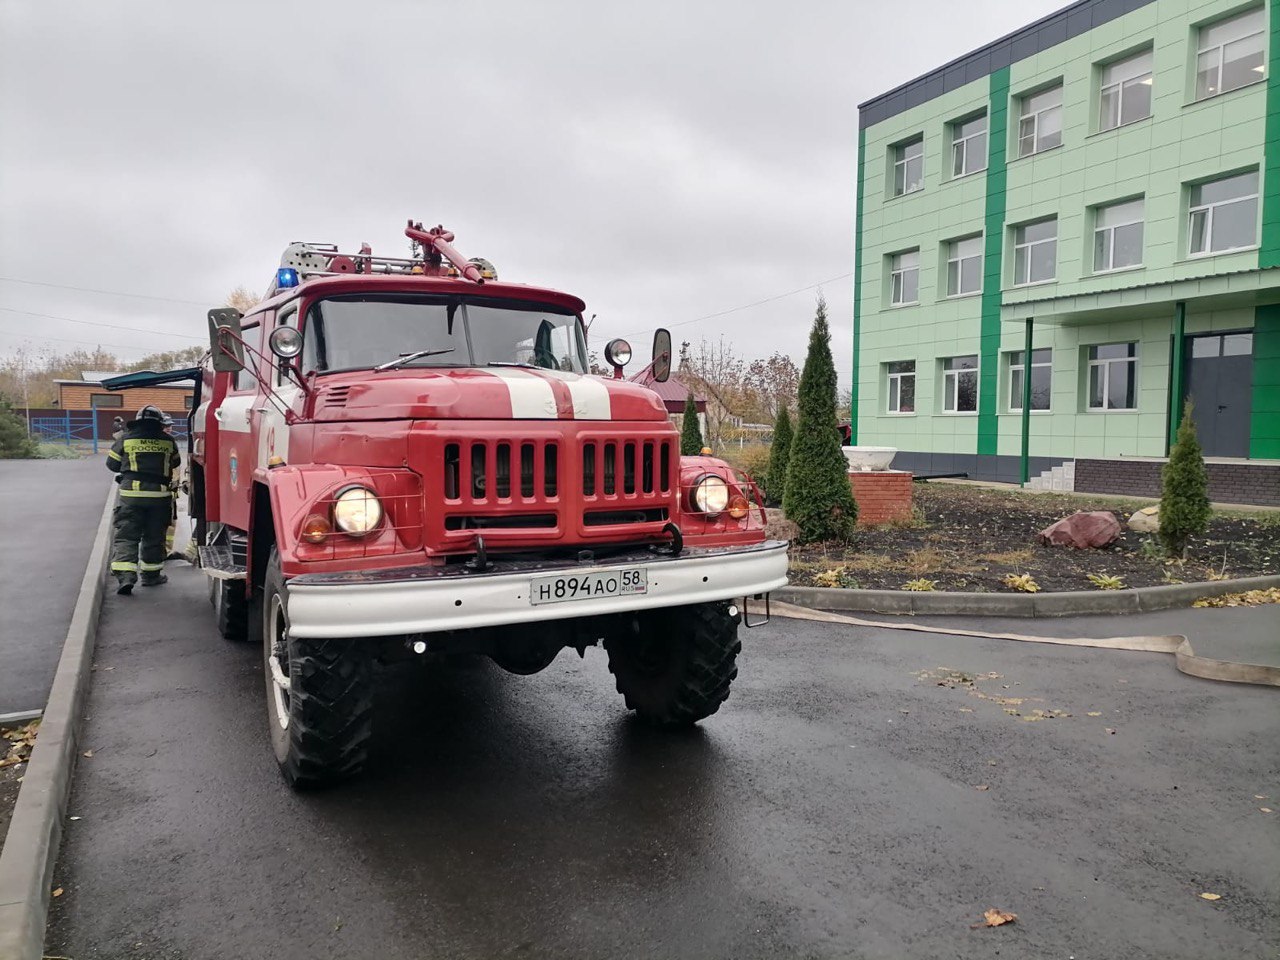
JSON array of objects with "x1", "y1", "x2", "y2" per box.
[
  {"x1": 603, "y1": 601, "x2": 741, "y2": 727},
  {"x1": 262, "y1": 549, "x2": 373, "y2": 789}
]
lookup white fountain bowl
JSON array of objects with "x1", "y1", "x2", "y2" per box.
[{"x1": 841, "y1": 445, "x2": 898, "y2": 472}]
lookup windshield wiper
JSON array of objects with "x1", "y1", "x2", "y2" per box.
[
  {"x1": 375, "y1": 348, "x2": 456, "y2": 371},
  {"x1": 486, "y1": 361, "x2": 540, "y2": 370}
]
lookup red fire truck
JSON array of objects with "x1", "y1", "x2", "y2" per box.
[{"x1": 141, "y1": 221, "x2": 786, "y2": 788}]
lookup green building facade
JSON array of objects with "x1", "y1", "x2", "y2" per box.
[{"x1": 853, "y1": 0, "x2": 1280, "y2": 497}]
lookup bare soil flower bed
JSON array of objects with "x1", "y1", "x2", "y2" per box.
[{"x1": 786, "y1": 483, "x2": 1279, "y2": 593}]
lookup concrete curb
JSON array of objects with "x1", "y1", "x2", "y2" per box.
[
  {"x1": 776, "y1": 573, "x2": 1280, "y2": 618},
  {"x1": 0, "y1": 489, "x2": 113, "y2": 960}
]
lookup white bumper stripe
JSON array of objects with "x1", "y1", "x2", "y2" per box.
[
  {"x1": 485, "y1": 368, "x2": 559, "y2": 418},
  {"x1": 285, "y1": 543, "x2": 789, "y2": 639}
]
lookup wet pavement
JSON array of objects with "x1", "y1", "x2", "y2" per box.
[
  {"x1": 0, "y1": 458, "x2": 110, "y2": 714},
  {"x1": 47, "y1": 563, "x2": 1280, "y2": 959}
]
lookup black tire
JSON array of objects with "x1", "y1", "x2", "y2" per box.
[
  {"x1": 603, "y1": 601, "x2": 741, "y2": 726},
  {"x1": 213, "y1": 578, "x2": 251, "y2": 641},
  {"x1": 262, "y1": 549, "x2": 373, "y2": 789}
]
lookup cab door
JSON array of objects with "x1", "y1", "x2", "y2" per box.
[{"x1": 213, "y1": 318, "x2": 262, "y2": 532}]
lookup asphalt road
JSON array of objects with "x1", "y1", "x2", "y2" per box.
[
  {"x1": 47, "y1": 564, "x2": 1280, "y2": 959},
  {"x1": 0, "y1": 458, "x2": 110, "y2": 714}
]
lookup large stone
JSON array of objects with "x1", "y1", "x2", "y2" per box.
[
  {"x1": 1037, "y1": 511, "x2": 1122, "y2": 549},
  {"x1": 1127, "y1": 506, "x2": 1160, "y2": 533}
]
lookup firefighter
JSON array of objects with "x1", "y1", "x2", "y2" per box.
[{"x1": 106, "y1": 405, "x2": 181, "y2": 595}]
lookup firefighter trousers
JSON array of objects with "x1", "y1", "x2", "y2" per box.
[{"x1": 110, "y1": 496, "x2": 172, "y2": 585}]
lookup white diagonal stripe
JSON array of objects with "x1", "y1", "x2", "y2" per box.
[
  {"x1": 486, "y1": 368, "x2": 559, "y2": 419},
  {"x1": 543, "y1": 370, "x2": 613, "y2": 420}
]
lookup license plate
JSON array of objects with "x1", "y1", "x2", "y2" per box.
[{"x1": 529, "y1": 568, "x2": 648, "y2": 606}]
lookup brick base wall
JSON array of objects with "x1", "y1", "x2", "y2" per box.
[
  {"x1": 849, "y1": 470, "x2": 914, "y2": 525},
  {"x1": 1075, "y1": 459, "x2": 1280, "y2": 506}
]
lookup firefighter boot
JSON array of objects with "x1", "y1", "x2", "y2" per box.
[
  {"x1": 116, "y1": 576, "x2": 136, "y2": 596},
  {"x1": 141, "y1": 573, "x2": 169, "y2": 587}
]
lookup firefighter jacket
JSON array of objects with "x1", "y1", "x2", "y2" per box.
[{"x1": 106, "y1": 419, "x2": 180, "y2": 498}]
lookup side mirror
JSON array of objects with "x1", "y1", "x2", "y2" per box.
[
  {"x1": 651, "y1": 328, "x2": 672, "y2": 383},
  {"x1": 207, "y1": 308, "x2": 245, "y2": 373}
]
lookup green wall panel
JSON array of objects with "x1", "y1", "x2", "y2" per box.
[
  {"x1": 851, "y1": 126, "x2": 865, "y2": 445},
  {"x1": 1261, "y1": 0, "x2": 1280, "y2": 268},
  {"x1": 1251, "y1": 304, "x2": 1280, "y2": 459},
  {"x1": 977, "y1": 66, "x2": 1009, "y2": 457}
]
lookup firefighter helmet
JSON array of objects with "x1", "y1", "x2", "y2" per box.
[{"x1": 136, "y1": 405, "x2": 166, "y2": 423}]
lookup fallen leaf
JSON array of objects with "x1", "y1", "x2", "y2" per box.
[
  {"x1": 988, "y1": 760, "x2": 998, "y2": 766},
  {"x1": 1087, "y1": 711, "x2": 1102, "y2": 717},
  {"x1": 68, "y1": 816, "x2": 81, "y2": 821},
  {"x1": 1255, "y1": 795, "x2": 1268, "y2": 800},
  {"x1": 983, "y1": 908, "x2": 1017, "y2": 927},
  {"x1": 1105, "y1": 728, "x2": 1116, "y2": 735},
  {"x1": 52, "y1": 887, "x2": 63, "y2": 898},
  {"x1": 1261, "y1": 808, "x2": 1273, "y2": 814},
  {"x1": 974, "y1": 784, "x2": 990, "y2": 791},
  {"x1": 82, "y1": 750, "x2": 93, "y2": 758},
  {"x1": 1199, "y1": 893, "x2": 1222, "y2": 901},
  {"x1": 959, "y1": 708, "x2": 974, "y2": 713}
]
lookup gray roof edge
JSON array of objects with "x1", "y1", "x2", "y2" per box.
[{"x1": 856, "y1": 0, "x2": 1157, "y2": 128}]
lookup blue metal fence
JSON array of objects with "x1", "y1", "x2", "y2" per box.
[{"x1": 29, "y1": 414, "x2": 188, "y2": 454}]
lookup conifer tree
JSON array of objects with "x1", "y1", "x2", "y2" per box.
[
  {"x1": 1159, "y1": 400, "x2": 1210, "y2": 557},
  {"x1": 680, "y1": 394, "x2": 704, "y2": 455},
  {"x1": 0, "y1": 396, "x2": 38, "y2": 459},
  {"x1": 765, "y1": 406, "x2": 794, "y2": 505},
  {"x1": 783, "y1": 297, "x2": 857, "y2": 541}
]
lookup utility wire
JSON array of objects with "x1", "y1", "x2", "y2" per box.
[
  {"x1": 0, "y1": 306, "x2": 205, "y2": 340},
  {"x1": 0, "y1": 327, "x2": 170, "y2": 354},
  {"x1": 0, "y1": 275, "x2": 212, "y2": 307}
]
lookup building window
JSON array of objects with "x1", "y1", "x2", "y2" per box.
[
  {"x1": 1008, "y1": 348, "x2": 1052, "y2": 411},
  {"x1": 950, "y1": 114, "x2": 987, "y2": 177},
  {"x1": 892, "y1": 137, "x2": 924, "y2": 196},
  {"x1": 89, "y1": 393, "x2": 123, "y2": 409},
  {"x1": 1196, "y1": 7, "x2": 1266, "y2": 100},
  {"x1": 1093, "y1": 198, "x2": 1145, "y2": 272},
  {"x1": 183, "y1": 396, "x2": 194, "y2": 410},
  {"x1": 1017, "y1": 84, "x2": 1062, "y2": 157},
  {"x1": 889, "y1": 250, "x2": 920, "y2": 305},
  {"x1": 1099, "y1": 49, "x2": 1153, "y2": 130},
  {"x1": 886, "y1": 361, "x2": 916, "y2": 413},
  {"x1": 946, "y1": 236, "x2": 983, "y2": 296},
  {"x1": 1189, "y1": 171, "x2": 1259, "y2": 256},
  {"x1": 1012, "y1": 219, "x2": 1057, "y2": 285},
  {"x1": 942, "y1": 355, "x2": 978, "y2": 413},
  {"x1": 1087, "y1": 343, "x2": 1138, "y2": 410}
]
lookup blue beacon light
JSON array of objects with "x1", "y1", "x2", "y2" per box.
[{"x1": 276, "y1": 267, "x2": 300, "y2": 288}]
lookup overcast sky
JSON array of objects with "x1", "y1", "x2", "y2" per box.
[{"x1": 0, "y1": 0, "x2": 1064, "y2": 385}]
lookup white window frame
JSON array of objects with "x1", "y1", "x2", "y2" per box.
[
  {"x1": 946, "y1": 235, "x2": 983, "y2": 297},
  {"x1": 1098, "y1": 49, "x2": 1153, "y2": 130},
  {"x1": 885, "y1": 361, "x2": 916, "y2": 414},
  {"x1": 892, "y1": 137, "x2": 924, "y2": 197},
  {"x1": 889, "y1": 250, "x2": 920, "y2": 306},
  {"x1": 950, "y1": 114, "x2": 988, "y2": 178},
  {"x1": 1093, "y1": 199, "x2": 1145, "y2": 273},
  {"x1": 1086, "y1": 343, "x2": 1139, "y2": 411},
  {"x1": 1017, "y1": 85, "x2": 1063, "y2": 158},
  {"x1": 941, "y1": 355, "x2": 979, "y2": 414},
  {"x1": 1188, "y1": 172, "x2": 1260, "y2": 257},
  {"x1": 1196, "y1": 7, "x2": 1267, "y2": 101},
  {"x1": 1012, "y1": 219, "x2": 1057, "y2": 286},
  {"x1": 1008, "y1": 348, "x2": 1053, "y2": 412}
]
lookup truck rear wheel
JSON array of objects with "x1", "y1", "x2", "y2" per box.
[
  {"x1": 262, "y1": 549, "x2": 373, "y2": 789},
  {"x1": 603, "y1": 601, "x2": 741, "y2": 727}
]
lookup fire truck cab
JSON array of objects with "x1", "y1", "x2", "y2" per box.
[{"x1": 187, "y1": 221, "x2": 787, "y2": 788}]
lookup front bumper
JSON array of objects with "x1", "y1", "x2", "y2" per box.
[{"x1": 284, "y1": 540, "x2": 789, "y2": 639}]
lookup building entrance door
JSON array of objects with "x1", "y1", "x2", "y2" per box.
[{"x1": 1183, "y1": 333, "x2": 1253, "y2": 458}]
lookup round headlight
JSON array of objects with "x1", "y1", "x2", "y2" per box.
[
  {"x1": 604, "y1": 338, "x2": 632, "y2": 368},
  {"x1": 692, "y1": 475, "x2": 730, "y2": 514},
  {"x1": 332, "y1": 486, "x2": 382, "y2": 537},
  {"x1": 269, "y1": 326, "x2": 304, "y2": 359}
]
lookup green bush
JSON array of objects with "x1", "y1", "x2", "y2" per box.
[
  {"x1": 722, "y1": 444, "x2": 772, "y2": 496},
  {"x1": 766, "y1": 407, "x2": 793, "y2": 506},
  {"x1": 0, "y1": 397, "x2": 38, "y2": 459},
  {"x1": 782, "y1": 297, "x2": 857, "y2": 542},
  {"x1": 680, "y1": 394, "x2": 704, "y2": 456},
  {"x1": 37, "y1": 443, "x2": 84, "y2": 460},
  {"x1": 1160, "y1": 400, "x2": 1210, "y2": 558}
]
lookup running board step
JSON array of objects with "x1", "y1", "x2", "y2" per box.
[{"x1": 198, "y1": 545, "x2": 247, "y2": 581}]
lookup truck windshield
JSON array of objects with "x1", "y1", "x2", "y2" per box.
[{"x1": 302, "y1": 295, "x2": 588, "y2": 374}]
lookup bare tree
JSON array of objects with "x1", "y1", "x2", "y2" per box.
[
  {"x1": 744, "y1": 352, "x2": 800, "y2": 421},
  {"x1": 225, "y1": 286, "x2": 260, "y2": 313}
]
